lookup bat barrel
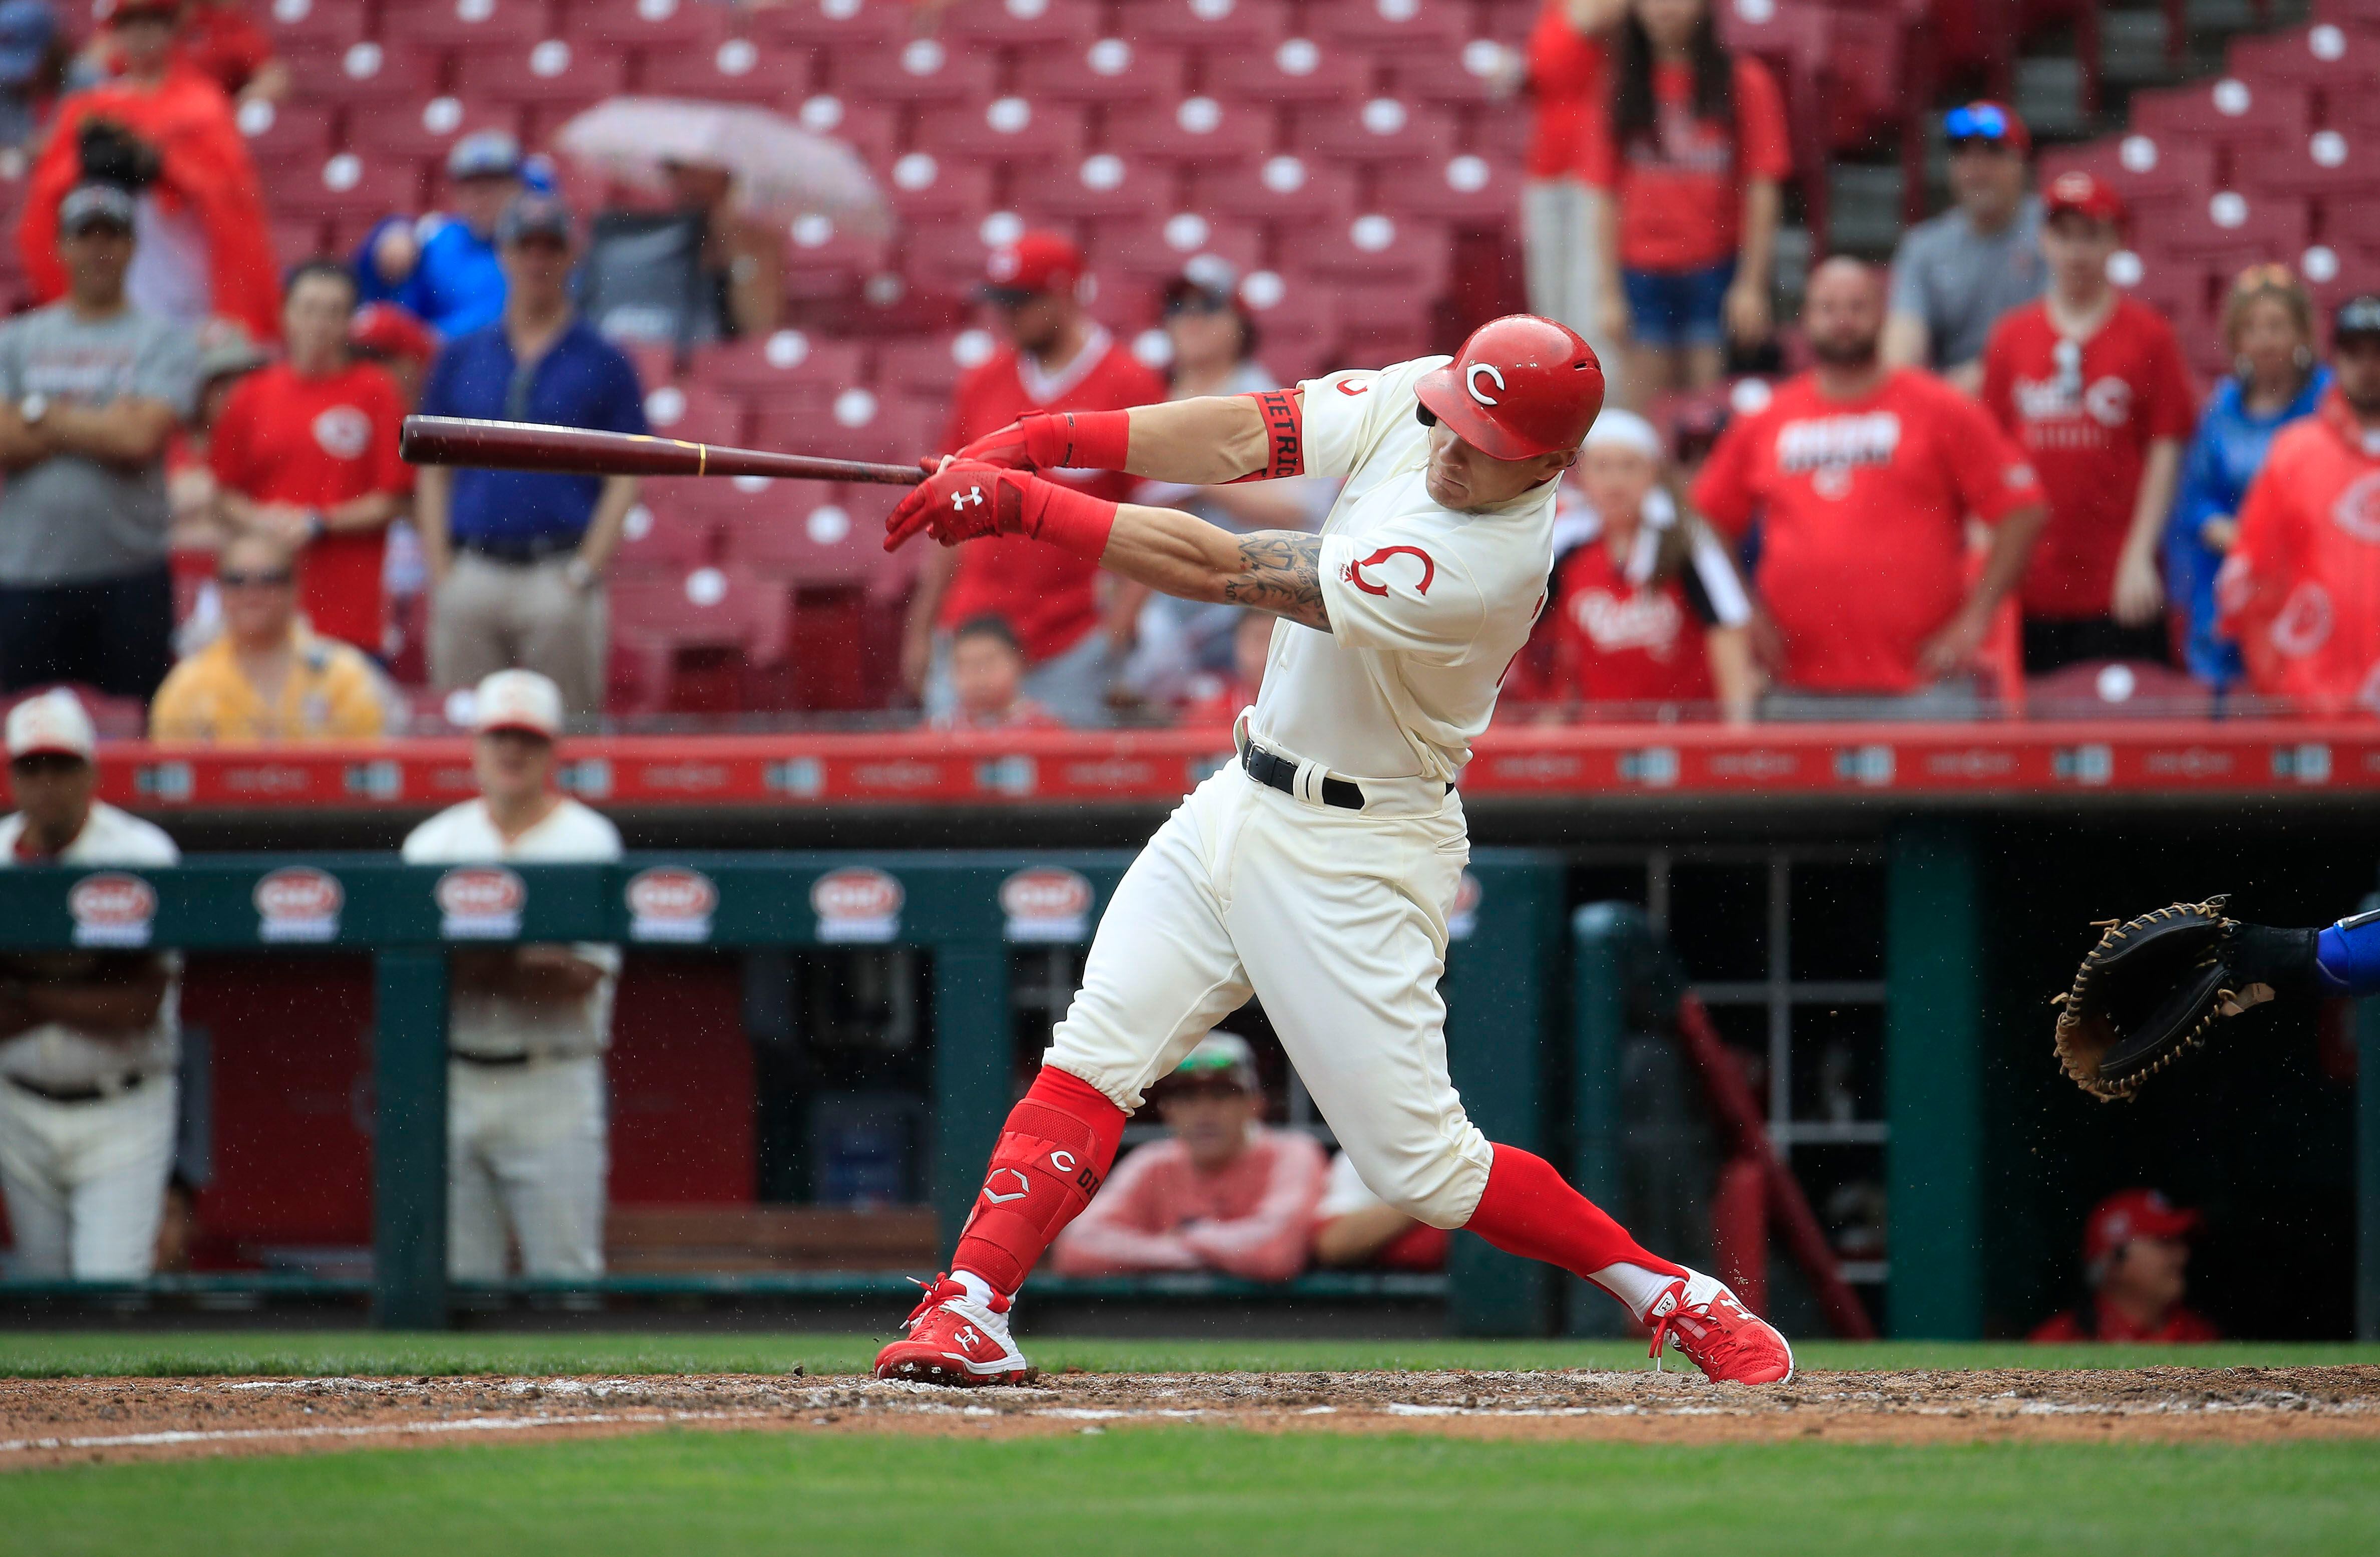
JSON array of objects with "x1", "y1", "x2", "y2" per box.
[{"x1": 398, "y1": 416, "x2": 927, "y2": 486}]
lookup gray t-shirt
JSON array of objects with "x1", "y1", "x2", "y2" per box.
[
  {"x1": 1888, "y1": 195, "x2": 2048, "y2": 373},
  {"x1": 0, "y1": 303, "x2": 199, "y2": 586}
]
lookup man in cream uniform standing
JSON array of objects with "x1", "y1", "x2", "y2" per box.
[
  {"x1": 875, "y1": 316, "x2": 1793, "y2": 1388},
  {"x1": 0, "y1": 689, "x2": 181, "y2": 1278},
  {"x1": 402, "y1": 669, "x2": 621, "y2": 1279}
]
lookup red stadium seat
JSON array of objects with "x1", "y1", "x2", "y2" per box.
[
  {"x1": 263, "y1": 0, "x2": 370, "y2": 47},
  {"x1": 2127, "y1": 77, "x2": 2312, "y2": 162},
  {"x1": 345, "y1": 97, "x2": 523, "y2": 161},
  {"x1": 876, "y1": 333, "x2": 991, "y2": 400},
  {"x1": 271, "y1": 217, "x2": 330, "y2": 267},
  {"x1": 1291, "y1": 97, "x2": 1458, "y2": 163},
  {"x1": 1291, "y1": 211, "x2": 1453, "y2": 291},
  {"x1": 883, "y1": 153, "x2": 1000, "y2": 222},
  {"x1": 1391, "y1": 39, "x2": 1520, "y2": 105},
  {"x1": 914, "y1": 99, "x2": 1091, "y2": 166},
  {"x1": 1379, "y1": 151, "x2": 1525, "y2": 222},
  {"x1": 611, "y1": 497, "x2": 721, "y2": 577},
  {"x1": 1309, "y1": 0, "x2": 1469, "y2": 57},
  {"x1": 564, "y1": 0, "x2": 732, "y2": 49},
  {"x1": 234, "y1": 99, "x2": 334, "y2": 168},
  {"x1": 1188, "y1": 154, "x2": 1358, "y2": 224},
  {"x1": 2132, "y1": 188, "x2": 2308, "y2": 261},
  {"x1": 452, "y1": 38, "x2": 630, "y2": 107},
  {"x1": 2239, "y1": 131, "x2": 2380, "y2": 201},
  {"x1": 278, "y1": 152, "x2": 427, "y2": 221},
  {"x1": 395, "y1": 0, "x2": 554, "y2": 49},
  {"x1": 1233, "y1": 268, "x2": 1339, "y2": 377},
  {"x1": 2098, "y1": 133, "x2": 2217, "y2": 205},
  {"x1": 287, "y1": 40, "x2": 441, "y2": 106},
  {"x1": 901, "y1": 220, "x2": 1005, "y2": 294},
  {"x1": 1105, "y1": 97, "x2": 1277, "y2": 164},
  {"x1": 829, "y1": 39, "x2": 999, "y2": 102},
  {"x1": 754, "y1": 389, "x2": 939, "y2": 465},
  {"x1": 943, "y1": 0, "x2": 1102, "y2": 46},
  {"x1": 793, "y1": 95, "x2": 900, "y2": 168},
  {"x1": 2226, "y1": 22, "x2": 2380, "y2": 88},
  {"x1": 749, "y1": 0, "x2": 906, "y2": 48},
  {"x1": 616, "y1": 339, "x2": 679, "y2": 393},
  {"x1": 719, "y1": 482, "x2": 896, "y2": 588},
  {"x1": 1024, "y1": 154, "x2": 1178, "y2": 220},
  {"x1": 639, "y1": 36, "x2": 814, "y2": 108},
  {"x1": 1205, "y1": 36, "x2": 1373, "y2": 103},
  {"x1": 693, "y1": 332, "x2": 871, "y2": 405},
  {"x1": 608, "y1": 566, "x2": 796, "y2": 711},
  {"x1": 641, "y1": 382, "x2": 749, "y2": 446},
  {"x1": 784, "y1": 213, "x2": 894, "y2": 303},
  {"x1": 1111, "y1": 0, "x2": 1286, "y2": 48},
  {"x1": 1088, "y1": 215, "x2": 1265, "y2": 319},
  {"x1": 1015, "y1": 37, "x2": 1191, "y2": 101},
  {"x1": 2115, "y1": 248, "x2": 2221, "y2": 335}
]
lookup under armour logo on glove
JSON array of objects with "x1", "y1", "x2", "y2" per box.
[{"x1": 952, "y1": 485, "x2": 985, "y2": 511}]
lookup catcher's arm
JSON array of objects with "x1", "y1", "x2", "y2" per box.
[{"x1": 2053, "y1": 900, "x2": 2375, "y2": 1101}]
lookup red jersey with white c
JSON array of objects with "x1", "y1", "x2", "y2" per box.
[
  {"x1": 1247, "y1": 357, "x2": 1558, "y2": 782},
  {"x1": 1979, "y1": 297, "x2": 2197, "y2": 619},
  {"x1": 937, "y1": 329, "x2": 1166, "y2": 662},
  {"x1": 1692, "y1": 369, "x2": 2043, "y2": 693}
]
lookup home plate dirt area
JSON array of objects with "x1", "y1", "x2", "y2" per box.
[{"x1": 6, "y1": 1367, "x2": 2380, "y2": 1465}]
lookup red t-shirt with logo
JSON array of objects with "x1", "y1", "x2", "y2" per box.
[
  {"x1": 1581, "y1": 56, "x2": 1791, "y2": 273},
  {"x1": 2217, "y1": 393, "x2": 2380, "y2": 713},
  {"x1": 1524, "y1": 0, "x2": 1608, "y2": 180},
  {"x1": 936, "y1": 336, "x2": 1166, "y2": 662},
  {"x1": 1550, "y1": 539, "x2": 1713, "y2": 706},
  {"x1": 1980, "y1": 297, "x2": 2198, "y2": 620},
  {"x1": 210, "y1": 360, "x2": 414, "y2": 653},
  {"x1": 1692, "y1": 369, "x2": 2044, "y2": 693}
]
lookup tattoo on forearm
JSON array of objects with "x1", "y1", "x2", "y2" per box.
[{"x1": 1221, "y1": 532, "x2": 1331, "y2": 632}]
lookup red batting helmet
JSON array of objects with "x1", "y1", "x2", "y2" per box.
[{"x1": 1413, "y1": 314, "x2": 1606, "y2": 462}]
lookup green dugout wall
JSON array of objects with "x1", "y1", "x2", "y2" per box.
[{"x1": 0, "y1": 849, "x2": 1562, "y2": 1332}]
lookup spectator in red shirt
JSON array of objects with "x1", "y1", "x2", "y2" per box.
[
  {"x1": 1692, "y1": 258, "x2": 2048, "y2": 716},
  {"x1": 2216, "y1": 294, "x2": 2380, "y2": 715},
  {"x1": 1050, "y1": 1032, "x2": 1327, "y2": 1282},
  {"x1": 346, "y1": 303, "x2": 437, "y2": 412},
  {"x1": 1515, "y1": 0, "x2": 1628, "y2": 385},
  {"x1": 1549, "y1": 408, "x2": 1756, "y2": 720},
  {"x1": 930, "y1": 614, "x2": 1063, "y2": 732},
  {"x1": 1585, "y1": 0, "x2": 1789, "y2": 405},
  {"x1": 902, "y1": 232, "x2": 1165, "y2": 727},
  {"x1": 1981, "y1": 172, "x2": 2197, "y2": 675},
  {"x1": 1179, "y1": 609, "x2": 1275, "y2": 728},
  {"x1": 210, "y1": 261, "x2": 412, "y2": 657},
  {"x1": 2029, "y1": 1189, "x2": 2220, "y2": 1344}
]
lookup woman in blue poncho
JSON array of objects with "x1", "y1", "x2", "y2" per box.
[{"x1": 2164, "y1": 266, "x2": 2330, "y2": 691}]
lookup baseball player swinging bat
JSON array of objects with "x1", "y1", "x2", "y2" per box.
[
  {"x1": 398, "y1": 415, "x2": 930, "y2": 486},
  {"x1": 868, "y1": 314, "x2": 1796, "y2": 1389}
]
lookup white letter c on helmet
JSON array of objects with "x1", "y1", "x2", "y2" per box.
[{"x1": 1465, "y1": 362, "x2": 1505, "y2": 406}]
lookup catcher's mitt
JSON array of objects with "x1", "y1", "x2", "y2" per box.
[{"x1": 2052, "y1": 897, "x2": 2309, "y2": 1101}]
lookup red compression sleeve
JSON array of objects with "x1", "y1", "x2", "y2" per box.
[
  {"x1": 1227, "y1": 389, "x2": 1305, "y2": 482},
  {"x1": 1462, "y1": 1144, "x2": 1688, "y2": 1281},
  {"x1": 1018, "y1": 476, "x2": 1119, "y2": 561},
  {"x1": 951, "y1": 1067, "x2": 1129, "y2": 1296},
  {"x1": 1019, "y1": 409, "x2": 1133, "y2": 470}
]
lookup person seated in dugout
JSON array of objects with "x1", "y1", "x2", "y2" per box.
[
  {"x1": 2030, "y1": 1188, "x2": 2220, "y2": 1343},
  {"x1": 930, "y1": 614, "x2": 1062, "y2": 731},
  {"x1": 1050, "y1": 1032, "x2": 1327, "y2": 1282},
  {"x1": 1309, "y1": 1150, "x2": 1451, "y2": 1272}
]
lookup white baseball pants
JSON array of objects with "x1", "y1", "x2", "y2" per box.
[
  {"x1": 448, "y1": 1056, "x2": 608, "y2": 1280},
  {"x1": 0, "y1": 1076, "x2": 176, "y2": 1279},
  {"x1": 1045, "y1": 765, "x2": 1494, "y2": 1228}
]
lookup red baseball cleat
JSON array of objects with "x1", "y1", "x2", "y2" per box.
[
  {"x1": 1645, "y1": 1270, "x2": 1796, "y2": 1385},
  {"x1": 873, "y1": 1273, "x2": 1035, "y2": 1386}
]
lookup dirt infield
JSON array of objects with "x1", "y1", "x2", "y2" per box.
[{"x1": 5, "y1": 1365, "x2": 2378, "y2": 1467}]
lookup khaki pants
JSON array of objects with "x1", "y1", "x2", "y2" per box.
[
  {"x1": 1523, "y1": 177, "x2": 1621, "y2": 404},
  {"x1": 432, "y1": 552, "x2": 608, "y2": 716},
  {"x1": 448, "y1": 1056, "x2": 608, "y2": 1280},
  {"x1": 0, "y1": 1075, "x2": 176, "y2": 1279}
]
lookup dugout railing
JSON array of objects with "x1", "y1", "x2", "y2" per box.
[{"x1": 0, "y1": 850, "x2": 1564, "y2": 1335}]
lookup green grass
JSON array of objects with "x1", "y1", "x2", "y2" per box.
[
  {"x1": 5, "y1": 1429, "x2": 2379, "y2": 1556},
  {"x1": 3, "y1": 1331, "x2": 2378, "y2": 1379}
]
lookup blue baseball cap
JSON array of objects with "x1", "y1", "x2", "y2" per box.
[
  {"x1": 445, "y1": 129, "x2": 523, "y2": 182},
  {"x1": 0, "y1": 0, "x2": 56, "y2": 86},
  {"x1": 496, "y1": 191, "x2": 574, "y2": 247}
]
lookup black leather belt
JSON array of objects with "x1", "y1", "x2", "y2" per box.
[
  {"x1": 6, "y1": 1071, "x2": 143, "y2": 1105},
  {"x1": 451, "y1": 1051, "x2": 533, "y2": 1067},
  {"x1": 460, "y1": 537, "x2": 577, "y2": 565},
  {"x1": 1242, "y1": 739, "x2": 1364, "y2": 811}
]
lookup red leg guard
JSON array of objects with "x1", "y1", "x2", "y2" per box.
[
  {"x1": 950, "y1": 1068, "x2": 1127, "y2": 1296},
  {"x1": 1462, "y1": 1144, "x2": 1687, "y2": 1282}
]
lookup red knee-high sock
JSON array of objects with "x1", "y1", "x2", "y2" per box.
[
  {"x1": 1463, "y1": 1144, "x2": 1688, "y2": 1292},
  {"x1": 950, "y1": 1067, "x2": 1127, "y2": 1296}
]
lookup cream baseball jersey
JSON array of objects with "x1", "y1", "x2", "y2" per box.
[
  {"x1": 402, "y1": 798, "x2": 624, "y2": 1060},
  {"x1": 0, "y1": 801, "x2": 181, "y2": 1089},
  {"x1": 1245, "y1": 357, "x2": 1560, "y2": 783}
]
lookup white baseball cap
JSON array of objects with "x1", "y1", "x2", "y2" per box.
[
  {"x1": 470, "y1": 669, "x2": 563, "y2": 740},
  {"x1": 6, "y1": 688, "x2": 95, "y2": 761},
  {"x1": 1582, "y1": 408, "x2": 1667, "y2": 462}
]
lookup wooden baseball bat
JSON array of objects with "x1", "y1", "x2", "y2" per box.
[{"x1": 399, "y1": 416, "x2": 929, "y2": 486}]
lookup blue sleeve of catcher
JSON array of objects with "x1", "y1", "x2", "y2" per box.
[{"x1": 2315, "y1": 909, "x2": 2380, "y2": 996}]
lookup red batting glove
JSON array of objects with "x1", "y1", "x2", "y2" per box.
[
  {"x1": 953, "y1": 409, "x2": 1133, "y2": 472},
  {"x1": 883, "y1": 459, "x2": 1118, "y2": 560}
]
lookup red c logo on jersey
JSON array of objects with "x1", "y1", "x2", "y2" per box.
[
  {"x1": 1337, "y1": 379, "x2": 1371, "y2": 396},
  {"x1": 1342, "y1": 544, "x2": 1436, "y2": 596}
]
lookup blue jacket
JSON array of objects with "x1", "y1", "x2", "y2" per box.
[
  {"x1": 2163, "y1": 366, "x2": 2332, "y2": 687},
  {"x1": 351, "y1": 216, "x2": 507, "y2": 340}
]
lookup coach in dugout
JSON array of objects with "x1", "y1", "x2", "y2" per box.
[
  {"x1": 402, "y1": 669, "x2": 622, "y2": 1281},
  {"x1": 1692, "y1": 257, "x2": 2048, "y2": 716},
  {"x1": 1050, "y1": 1032, "x2": 1326, "y2": 1282},
  {"x1": 900, "y1": 232, "x2": 1165, "y2": 727},
  {"x1": 0, "y1": 689, "x2": 182, "y2": 1280},
  {"x1": 2031, "y1": 1188, "x2": 2219, "y2": 1343}
]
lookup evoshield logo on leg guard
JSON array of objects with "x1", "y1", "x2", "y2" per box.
[{"x1": 980, "y1": 1168, "x2": 1031, "y2": 1204}]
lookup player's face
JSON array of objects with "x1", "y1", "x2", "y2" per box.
[
  {"x1": 950, "y1": 634, "x2": 1025, "y2": 719},
  {"x1": 1579, "y1": 444, "x2": 1660, "y2": 526},
  {"x1": 474, "y1": 730, "x2": 554, "y2": 806},
  {"x1": 1159, "y1": 1081, "x2": 1262, "y2": 1171},
  {"x1": 2041, "y1": 213, "x2": 2120, "y2": 298},
  {"x1": 2334, "y1": 336, "x2": 2380, "y2": 413},
  {"x1": 8, "y1": 753, "x2": 94, "y2": 839},
  {"x1": 1424, "y1": 423, "x2": 1575, "y2": 511}
]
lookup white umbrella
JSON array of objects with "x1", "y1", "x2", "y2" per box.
[{"x1": 555, "y1": 97, "x2": 889, "y2": 238}]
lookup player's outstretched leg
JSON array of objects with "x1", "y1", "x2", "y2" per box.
[
  {"x1": 1465, "y1": 1144, "x2": 1794, "y2": 1385},
  {"x1": 874, "y1": 1067, "x2": 1126, "y2": 1385}
]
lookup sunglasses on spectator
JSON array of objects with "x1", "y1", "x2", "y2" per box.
[
  {"x1": 2232, "y1": 264, "x2": 2298, "y2": 294},
  {"x1": 1165, "y1": 292, "x2": 1233, "y2": 317},
  {"x1": 1943, "y1": 104, "x2": 2015, "y2": 147},
  {"x1": 217, "y1": 569, "x2": 293, "y2": 589},
  {"x1": 10, "y1": 752, "x2": 86, "y2": 776}
]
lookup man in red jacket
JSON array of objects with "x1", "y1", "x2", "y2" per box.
[
  {"x1": 2217, "y1": 294, "x2": 2380, "y2": 713},
  {"x1": 900, "y1": 232, "x2": 1164, "y2": 726}
]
